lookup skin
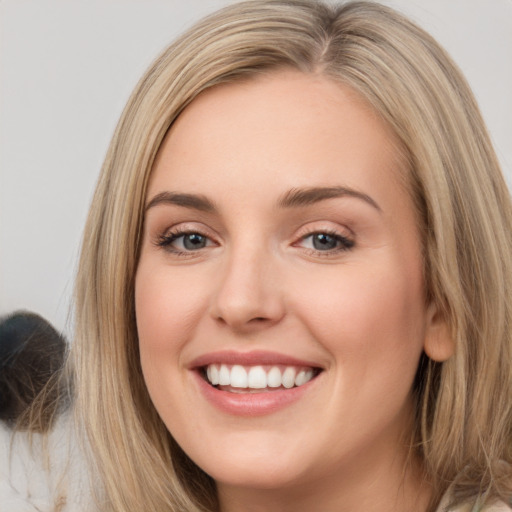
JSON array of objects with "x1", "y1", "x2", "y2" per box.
[{"x1": 135, "y1": 70, "x2": 452, "y2": 512}]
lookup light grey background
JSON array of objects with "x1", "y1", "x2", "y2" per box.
[{"x1": 1, "y1": 0, "x2": 511, "y2": 336}]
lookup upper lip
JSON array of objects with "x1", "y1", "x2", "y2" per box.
[{"x1": 189, "y1": 350, "x2": 323, "y2": 369}]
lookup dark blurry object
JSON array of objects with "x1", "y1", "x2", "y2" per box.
[{"x1": 0, "y1": 311, "x2": 67, "y2": 425}]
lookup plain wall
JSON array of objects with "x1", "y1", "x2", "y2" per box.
[{"x1": 1, "y1": 0, "x2": 511, "y2": 335}]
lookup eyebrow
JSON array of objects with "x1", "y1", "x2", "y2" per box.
[
  {"x1": 145, "y1": 186, "x2": 381, "y2": 213},
  {"x1": 278, "y1": 186, "x2": 381, "y2": 212},
  {"x1": 145, "y1": 191, "x2": 216, "y2": 212}
]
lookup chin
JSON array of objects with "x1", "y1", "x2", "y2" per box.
[
  {"x1": 185, "y1": 436, "x2": 312, "y2": 490},
  {"x1": 205, "y1": 462, "x2": 306, "y2": 491}
]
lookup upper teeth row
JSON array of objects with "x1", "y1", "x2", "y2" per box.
[{"x1": 205, "y1": 364, "x2": 315, "y2": 389}]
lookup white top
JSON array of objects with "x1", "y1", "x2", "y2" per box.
[
  {"x1": 1, "y1": 419, "x2": 510, "y2": 511},
  {"x1": 0, "y1": 416, "x2": 95, "y2": 511},
  {"x1": 436, "y1": 491, "x2": 511, "y2": 512}
]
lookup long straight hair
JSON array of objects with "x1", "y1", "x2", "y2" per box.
[{"x1": 70, "y1": 1, "x2": 512, "y2": 510}]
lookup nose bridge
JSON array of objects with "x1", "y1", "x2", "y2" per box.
[{"x1": 211, "y1": 234, "x2": 284, "y2": 329}]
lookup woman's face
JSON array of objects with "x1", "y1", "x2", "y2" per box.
[{"x1": 135, "y1": 70, "x2": 446, "y2": 498}]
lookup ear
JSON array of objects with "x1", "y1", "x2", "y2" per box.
[{"x1": 423, "y1": 302, "x2": 454, "y2": 362}]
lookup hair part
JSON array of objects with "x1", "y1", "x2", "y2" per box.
[{"x1": 70, "y1": 1, "x2": 512, "y2": 510}]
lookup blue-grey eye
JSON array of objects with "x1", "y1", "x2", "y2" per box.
[
  {"x1": 156, "y1": 231, "x2": 214, "y2": 252},
  {"x1": 311, "y1": 233, "x2": 338, "y2": 250},
  {"x1": 182, "y1": 233, "x2": 207, "y2": 250},
  {"x1": 298, "y1": 231, "x2": 354, "y2": 252}
]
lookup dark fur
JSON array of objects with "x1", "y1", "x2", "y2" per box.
[{"x1": 0, "y1": 311, "x2": 67, "y2": 424}]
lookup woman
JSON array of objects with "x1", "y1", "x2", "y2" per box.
[{"x1": 5, "y1": 1, "x2": 512, "y2": 510}]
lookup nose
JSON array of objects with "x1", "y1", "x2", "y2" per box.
[{"x1": 210, "y1": 245, "x2": 285, "y2": 332}]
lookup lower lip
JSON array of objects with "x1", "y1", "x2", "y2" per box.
[{"x1": 193, "y1": 371, "x2": 319, "y2": 416}]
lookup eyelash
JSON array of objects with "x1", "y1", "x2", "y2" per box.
[
  {"x1": 155, "y1": 227, "x2": 355, "y2": 257},
  {"x1": 155, "y1": 227, "x2": 215, "y2": 256},
  {"x1": 296, "y1": 229, "x2": 355, "y2": 256}
]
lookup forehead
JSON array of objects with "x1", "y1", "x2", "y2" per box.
[{"x1": 149, "y1": 69, "x2": 409, "y2": 205}]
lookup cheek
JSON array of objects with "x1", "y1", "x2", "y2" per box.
[
  {"x1": 291, "y1": 257, "x2": 427, "y2": 368},
  {"x1": 134, "y1": 260, "x2": 214, "y2": 434},
  {"x1": 134, "y1": 261, "x2": 209, "y2": 370}
]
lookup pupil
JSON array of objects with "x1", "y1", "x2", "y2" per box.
[
  {"x1": 184, "y1": 234, "x2": 206, "y2": 250},
  {"x1": 313, "y1": 233, "x2": 337, "y2": 250}
]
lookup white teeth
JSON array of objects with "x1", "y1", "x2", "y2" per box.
[
  {"x1": 230, "y1": 365, "x2": 248, "y2": 388},
  {"x1": 295, "y1": 369, "x2": 307, "y2": 387},
  {"x1": 267, "y1": 366, "x2": 282, "y2": 388},
  {"x1": 295, "y1": 369, "x2": 313, "y2": 387},
  {"x1": 218, "y1": 364, "x2": 230, "y2": 385},
  {"x1": 204, "y1": 364, "x2": 316, "y2": 390},
  {"x1": 282, "y1": 367, "x2": 296, "y2": 389},
  {"x1": 207, "y1": 364, "x2": 219, "y2": 385},
  {"x1": 248, "y1": 366, "x2": 267, "y2": 388}
]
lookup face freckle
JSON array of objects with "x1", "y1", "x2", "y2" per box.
[{"x1": 134, "y1": 69, "x2": 441, "y2": 505}]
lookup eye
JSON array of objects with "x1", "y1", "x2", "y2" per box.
[
  {"x1": 156, "y1": 230, "x2": 215, "y2": 253},
  {"x1": 179, "y1": 233, "x2": 209, "y2": 250},
  {"x1": 298, "y1": 231, "x2": 354, "y2": 253}
]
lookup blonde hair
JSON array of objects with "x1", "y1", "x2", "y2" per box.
[{"x1": 70, "y1": 1, "x2": 512, "y2": 510}]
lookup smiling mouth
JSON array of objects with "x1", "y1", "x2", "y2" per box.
[{"x1": 201, "y1": 364, "x2": 322, "y2": 393}]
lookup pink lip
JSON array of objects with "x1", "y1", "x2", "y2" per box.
[
  {"x1": 192, "y1": 371, "x2": 320, "y2": 416},
  {"x1": 189, "y1": 350, "x2": 323, "y2": 417},
  {"x1": 189, "y1": 350, "x2": 322, "y2": 369}
]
